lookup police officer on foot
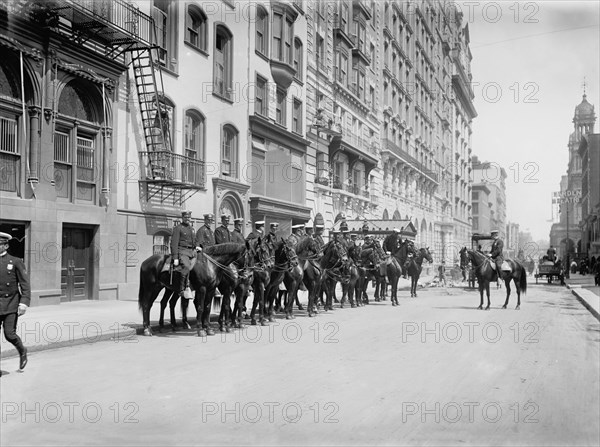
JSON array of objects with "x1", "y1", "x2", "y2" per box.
[
  {"x1": 0, "y1": 232, "x2": 30, "y2": 372},
  {"x1": 196, "y1": 213, "x2": 215, "y2": 248},
  {"x1": 214, "y1": 214, "x2": 231, "y2": 244},
  {"x1": 170, "y1": 211, "x2": 201, "y2": 297},
  {"x1": 231, "y1": 218, "x2": 245, "y2": 244},
  {"x1": 489, "y1": 229, "x2": 504, "y2": 280}
]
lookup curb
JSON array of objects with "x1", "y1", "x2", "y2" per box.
[
  {"x1": 1, "y1": 325, "x2": 137, "y2": 360},
  {"x1": 570, "y1": 288, "x2": 600, "y2": 322}
]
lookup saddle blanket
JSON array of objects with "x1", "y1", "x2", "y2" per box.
[{"x1": 490, "y1": 261, "x2": 512, "y2": 272}]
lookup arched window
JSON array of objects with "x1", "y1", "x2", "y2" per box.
[
  {"x1": 0, "y1": 57, "x2": 23, "y2": 193},
  {"x1": 214, "y1": 25, "x2": 233, "y2": 100},
  {"x1": 186, "y1": 5, "x2": 207, "y2": 51},
  {"x1": 221, "y1": 124, "x2": 238, "y2": 178},
  {"x1": 256, "y1": 6, "x2": 268, "y2": 56},
  {"x1": 382, "y1": 209, "x2": 389, "y2": 220},
  {"x1": 293, "y1": 38, "x2": 303, "y2": 80},
  {"x1": 54, "y1": 80, "x2": 102, "y2": 203}
]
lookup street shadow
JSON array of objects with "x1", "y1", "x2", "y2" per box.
[{"x1": 432, "y1": 306, "x2": 487, "y2": 310}]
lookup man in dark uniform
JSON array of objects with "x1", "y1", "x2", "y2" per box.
[
  {"x1": 305, "y1": 219, "x2": 314, "y2": 239},
  {"x1": 267, "y1": 222, "x2": 283, "y2": 246},
  {"x1": 196, "y1": 213, "x2": 215, "y2": 248},
  {"x1": 489, "y1": 229, "x2": 504, "y2": 280},
  {"x1": 347, "y1": 233, "x2": 360, "y2": 263},
  {"x1": 314, "y1": 223, "x2": 326, "y2": 254},
  {"x1": 231, "y1": 217, "x2": 245, "y2": 244},
  {"x1": 214, "y1": 214, "x2": 232, "y2": 244},
  {"x1": 170, "y1": 210, "x2": 200, "y2": 295},
  {"x1": 287, "y1": 224, "x2": 304, "y2": 249},
  {"x1": 338, "y1": 222, "x2": 350, "y2": 251},
  {"x1": 246, "y1": 220, "x2": 265, "y2": 241},
  {"x1": 0, "y1": 232, "x2": 30, "y2": 372}
]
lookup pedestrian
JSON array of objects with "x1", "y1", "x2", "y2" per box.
[
  {"x1": 0, "y1": 232, "x2": 30, "y2": 372},
  {"x1": 438, "y1": 261, "x2": 447, "y2": 287}
]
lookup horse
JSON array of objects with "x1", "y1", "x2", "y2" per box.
[
  {"x1": 293, "y1": 236, "x2": 323, "y2": 317},
  {"x1": 204, "y1": 239, "x2": 270, "y2": 332},
  {"x1": 340, "y1": 243, "x2": 363, "y2": 308},
  {"x1": 359, "y1": 243, "x2": 387, "y2": 304},
  {"x1": 319, "y1": 240, "x2": 348, "y2": 311},
  {"x1": 459, "y1": 247, "x2": 527, "y2": 310},
  {"x1": 253, "y1": 239, "x2": 296, "y2": 325},
  {"x1": 138, "y1": 244, "x2": 238, "y2": 337},
  {"x1": 407, "y1": 247, "x2": 433, "y2": 297},
  {"x1": 384, "y1": 240, "x2": 415, "y2": 305}
]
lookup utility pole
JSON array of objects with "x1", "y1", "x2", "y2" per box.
[{"x1": 566, "y1": 203, "x2": 570, "y2": 279}]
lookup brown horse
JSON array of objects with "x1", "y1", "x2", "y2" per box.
[
  {"x1": 407, "y1": 247, "x2": 433, "y2": 297},
  {"x1": 460, "y1": 247, "x2": 527, "y2": 310}
]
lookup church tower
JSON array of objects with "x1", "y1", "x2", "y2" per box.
[{"x1": 565, "y1": 84, "x2": 596, "y2": 244}]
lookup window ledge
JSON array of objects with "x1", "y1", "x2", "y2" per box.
[
  {"x1": 212, "y1": 92, "x2": 234, "y2": 104},
  {"x1": 255, "y1": 50, "x2": 269, "y2": 63},
  {"x1": 184, "y1": 41, "x2": 209, "y2": 57}
]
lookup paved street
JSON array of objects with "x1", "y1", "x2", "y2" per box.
[{"x1": 1, "y1": 282, "x2": 599, "y2": 446}]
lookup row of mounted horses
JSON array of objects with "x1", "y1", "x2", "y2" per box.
[{"x1": 137, "y1": 236, "x2": 434, "y2": 337}]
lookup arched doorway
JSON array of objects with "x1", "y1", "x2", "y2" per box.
[{"x1": 219, "y1": 192, "x2": 244, "y2": 220}]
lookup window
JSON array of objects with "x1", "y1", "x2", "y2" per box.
[
  {"x1": 152, "y1": 0, "x2": 177, "y2": 71},
  {"x1": 256, "y1": 6, "x2": 268, "y2": 55},
  {"x1": 221, "y1": 125, "x2": 238, "y2": 178},
  {"x1": 0, "y1": 115, "x2": 19, "y2": 192},
  {"x1": 472, "y1": 217, "x2": 479, "y2": 230},
  {"x1": 255, "y1": 75, "x2": 267, "y2": 116},
  {"x1": 340, "y1": 2, "x2": 349, "y2": 34},
  {"x1": 293, "y1": 38, "x2": 303, "y2": 80},
  {"x1": 338, "y1": 52, "x2": 348, "y2": 85},
  {"x1": 472, "y1": 202, "x2": 479, "y2": 214},
  {"x1": 185, "y1": 5, "x2": 207, "y2": 51},
  {"x1": 276, "y1": 88, "x2": 287, "y2": 126},
  {"x1": 292, "y1": 98, "x2": 302, "y2": 134},
  {"x1": 316, "y1": 34, "x2": 325, "y2": 70},
  {"x1": 184, "y1": 111, "x2": 204, "y2": 160},
  {"x1": 214, "y1": 25, "x2": 233, "y2": 100},
  {"x1": 272, "y1": 12, "x2": 293, "y2": 65}
]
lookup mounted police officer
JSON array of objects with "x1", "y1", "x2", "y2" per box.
[
  {"x1": 338, "y1": 221, "x2": 350, "y2": 251},
  {"x1": 170, "y1": 210, "x2": 201, "y2": 297},
  {"x1": 287, "y1": 223, "x2": 304, "y2": 248},
  {"x1": 214, "y1": 214, "x2": 232, "y2": 244},
  {"x1": 267, "y1": 222, "x2": 283, "y2": 246},
  {"x1": 489, "y1": 229, "x2": 504, "y2": 279},
  {"x1": 0, "y1": 232, "x2": 30, "y2": 372},
  {"x1": 314, "y1": 221, "x2": 326, "y2": 254},
  {"x1": 231, "y1": 217, "x2": 245, "y2": 244},
  {"x1": 196, "y1": 213, "x2": 215, "y2": 248},
  {"x1": 305, "y1": 219, "x2": 314, "y2": 239},
  {"x1": 246, "y1": 220, "x2": 265, "y2": 241}
]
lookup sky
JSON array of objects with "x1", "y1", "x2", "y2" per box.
[{"x1": 460, "y1": 0, "x2": 600, "y2": 241}]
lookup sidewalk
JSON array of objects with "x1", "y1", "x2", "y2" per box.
[
  {"x1": 565, "y1": 274, "x2": 600, "y2": 322},
  {"x1": 1, "y1": 276, "x2": 440, "y2": 359},
  {"x1": 0, "y1": 300, "x2": 159, "y2": 359}
]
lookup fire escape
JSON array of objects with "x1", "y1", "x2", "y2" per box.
[{"x1": 9, "y1": 0, "x2": 205, "y2": 205}]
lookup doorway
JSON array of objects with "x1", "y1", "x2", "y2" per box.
[{"x1": 61, "y1": 226, "x2": 94, "y2": 302}]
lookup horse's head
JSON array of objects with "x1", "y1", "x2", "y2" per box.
[
  {"x1": 246, "y1": 237, "x2": 270, "y2": 269},
  {"x1": 421, "y1": 247, "x2": 433, "y2": 263}
]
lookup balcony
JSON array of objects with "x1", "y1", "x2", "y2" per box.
[
  {"x1": 351, "y1": 35, "x2": 371, "y2": 65},
  {"x1": 8, "y1": 0, "x2": 153, "y2": 52},
  {"x1": 333, "y1": 15, "x2": 354, "y2": 47},
  {"x1": 140, "y1": 151, "x2": 205, "y2": 189},
  {"x1": 381, "y1": 138, "x2": 438, "y2": 183}
]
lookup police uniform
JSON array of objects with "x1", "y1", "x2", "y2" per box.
[
  {"x1": 196, "y1": 223, "x2": 215, "y2": 248},
  {"x1": 246, "y1": 221, "x2": 265, "y2": 241},
  {"x1": 490, "y1": 232, "x2": 504, "y2": 274},
  {"x1": 214, "y1": 218, "x2": 231, "y2": 244},
  {"x1": 231, "y1": 218, "x2": 245, "y2": 244},
  {"x1": 0, "y1": 232, "x2": 30, "y2": 371},
  {"x1": 171, "y1": 212, "x2": 197, "y2": 292},
  {"x1": 314, "y1": 229, "x2": 326, "y2": 252},
  {"x1": 266, "y1": 223, "x2": 283, "y2": 247}
]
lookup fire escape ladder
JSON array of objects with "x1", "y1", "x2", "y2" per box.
[{"x1": 129, "y1": 47, "x2": 174, "y2": 183}]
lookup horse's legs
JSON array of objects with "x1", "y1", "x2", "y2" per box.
[
  {"x1": 158, "y1": 288, "x2": 170, "y2": 330},
  {"x1": 202, "y1": 288, "x2": 215, "y2": 336},
  {"x1": 502, "y1": 278, "x2": 512, "y2": 309},
  {"x1": 168, "y1": 291, "x2": 182, "y2": 330},
  {"x1": 195, "y1": 287, "x2": 207, "y2": 336},
  {"x1": 141, "y1": 286, "x2": 162, "y2": 336},
  {"x1": 478, "y1": 282, "x2": 484, "y2": 310},
  {"x1": 485, "y1": 283, "x2": 491, "y2": 310}
]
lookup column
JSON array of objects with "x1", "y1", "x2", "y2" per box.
[{"x1": 28, "y1": 106, "x2": 41, "y2": 183}]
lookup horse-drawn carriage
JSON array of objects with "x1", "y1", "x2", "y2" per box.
[{"x1": 535, "y1": 259, "x2": 564, "y2": 285}]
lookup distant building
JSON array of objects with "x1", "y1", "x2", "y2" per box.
[
  {"x1": 471, "y1": 155, "x2": 507, "y2": 239},
  {"x1": 579, "y1": 134, "x2": 600, "y2": 256},
  {"x1": 550, "y1": 92, "x2": 596, "y2": 260},
  {"x1": 505, "y1": 221, "x2": 520, "y2": 259}
]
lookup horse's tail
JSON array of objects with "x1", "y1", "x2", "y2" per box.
[
  {"x1": 519, "y1": 262, "x2": 527, "y2": 294},
  {"x1": 138, "y1": 264, "x2": 146, "y2": 311}
]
